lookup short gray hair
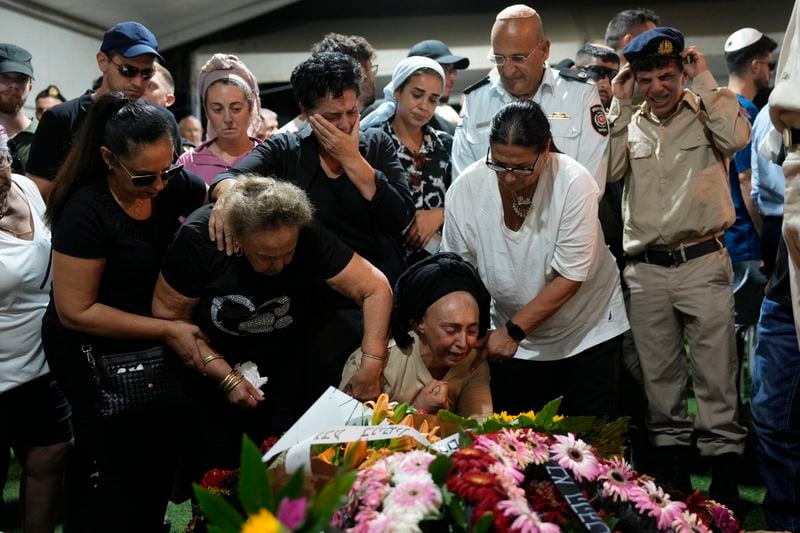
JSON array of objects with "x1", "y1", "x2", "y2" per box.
[{"x1": 224, "y1": 175, "x2": 315, "y2": 240}]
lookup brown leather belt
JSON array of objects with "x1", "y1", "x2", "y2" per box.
[{"x1": 630, "y1": 239, "x2": 723, "y2": 268}]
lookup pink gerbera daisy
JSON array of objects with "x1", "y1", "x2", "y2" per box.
[
  {"x1": 383, "y1": 478, "x2": 442, "y2": 521},
  {"x1": 631, "y1": 480, "x2": 687, "y2": 530},
  {"x1": 549, "y1": 433, "x2": 600, "y2": 482},
  {"x1": 497, "y1": 498, "x2": 561, "y2": 533},
  {"x1": 597, "y1": 457, "x2": 637, "y2": 502}
]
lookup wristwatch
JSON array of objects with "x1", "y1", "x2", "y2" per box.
[
  {"x1": 505, "y1": 319, "x2": 527, "y2": 342},
  {"x1": 784, "y1": 127, "x2": 800, "y2": 150}
]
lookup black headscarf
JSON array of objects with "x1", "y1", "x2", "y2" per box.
[{"x1": 391, "y1": 252, "x2": 491, "y2": 348}]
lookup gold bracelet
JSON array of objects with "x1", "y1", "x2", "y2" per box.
[
  {"x1": 361, "y1": 351, "x2": 386, "y2": 362},
  {"x1": 219, "y1": 370, "x2": 244, "y2": 392},
  {"x1": 202, "y1": 353, "x2": 224, "y2": 367}
]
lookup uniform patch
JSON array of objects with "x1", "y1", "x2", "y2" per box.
[{"x1": 590, "y1": 104, "x2": 609, "y2": 136}]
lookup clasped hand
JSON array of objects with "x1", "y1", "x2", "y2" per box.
[{"x1": 308, "y1": 113, "x2": 362, "y2": 166}]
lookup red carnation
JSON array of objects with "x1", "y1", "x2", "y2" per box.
[
  {"x1": 200, "y1": 468, "x2": 236, "y2": 489},
  {"x1": 260, "y1": 436, "x2": 279, "y2": 454}
]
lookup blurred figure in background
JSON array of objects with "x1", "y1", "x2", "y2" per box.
[{"x1": 34, "y1": 85, "x2": 66, "y2": 120}]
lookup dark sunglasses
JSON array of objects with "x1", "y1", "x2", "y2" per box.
[
  {"x1": 111, "y1": 152, "x2": 183, "y2": 187},
  {"x1": 109, "y1": 57, "x2": 155, "y2": 80},
  {"x1": 485, "y1": 148, "x2": 541, "y2": 177},
  {"x1": 581, "y1": 65, "x2": 620, "y2": 82}
]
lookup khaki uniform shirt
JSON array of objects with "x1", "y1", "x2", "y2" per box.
[
  {"x1": 339, "y1": 332, "x2": 492, "y2": 419},
  {"x1": 607, "y1": 70, "x2": 751, "y2": 255}
]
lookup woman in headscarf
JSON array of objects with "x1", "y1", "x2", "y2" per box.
[
  {"x1": 178, "y1": 54, "x2": 262, "y2": 184},
  {"x1": 361, "y1": 57, "x2": 453, "y2": 261},
  {"x1": 340, "y1": 252, "x2": 492, "y2": 418}
]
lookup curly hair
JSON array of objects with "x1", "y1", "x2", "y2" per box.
[
  {"x1": 290, "y1": 51, "x2": 361, "y2": 111},
  {"x1": 224, "y1": 175, "x2": 315, "y2": 239},
  {"x1": 311, "y1": 33, "x2": 375, "y2": 65}
]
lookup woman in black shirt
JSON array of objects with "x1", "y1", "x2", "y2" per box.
[
  {"x1": 153, "y1": 175, "x2": 392, "y2": 473},
  {"x1": 42, "y1": 93, "x2": 206, "y2": 532}
]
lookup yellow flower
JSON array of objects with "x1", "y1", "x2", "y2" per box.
[{"x1": 241, "y1": 508, "x2": 280, "y2": 533}]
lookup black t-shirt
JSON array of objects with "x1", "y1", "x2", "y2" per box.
[
  {"x1": 160, "y1": 205, "x2": 354, "y2": 366},
  {"x1": 26, "y1": 91, "x2": 93, "y2": 180},
  {"x1": 26, "y1": 90, "x2": 185, "y2": 180},
  {"x1": 42, "y1": 173, "x2": 207, "y2": 352}
]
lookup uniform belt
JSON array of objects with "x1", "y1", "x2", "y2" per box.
[{"x1": 630, "y1": 239, "x2": 723, "y2": 268}]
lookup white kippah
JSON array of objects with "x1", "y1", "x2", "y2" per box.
[{"x1": 724, "y1": 27, "x2": 764, "y2": 53}]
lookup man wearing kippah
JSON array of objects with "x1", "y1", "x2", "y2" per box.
[
  {"x1": 452, "y1": 4, "x2": 609, "y2": 191},
  {"x1": 25, "y1": 21, "x2": 163, "y2": 197},
  {"x1": 0, "y1": 43, "x2": 37, "y2": 173},
  {"x1": 607, "y1": 27, "x2": 751, "y2": 510}
]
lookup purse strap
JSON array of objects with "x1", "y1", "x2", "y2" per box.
[{"x1": 80, "y1": 335, "x2": 97, "y2": 373}]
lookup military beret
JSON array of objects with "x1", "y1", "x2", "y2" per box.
[{"x1": 623, "y1": 27, "x2": 684, "y2": 64}]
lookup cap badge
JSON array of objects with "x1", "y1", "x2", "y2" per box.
[{"x1": 658, "y1": 40, "x2": 674, "y2": 55}]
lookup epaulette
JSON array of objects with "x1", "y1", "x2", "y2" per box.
[
  {"x1": 463, "y1": 76, "x2": 491, "y2": 95},
  {"x1": 558, "y1": 68, "x2": 590, "y2": 83}
]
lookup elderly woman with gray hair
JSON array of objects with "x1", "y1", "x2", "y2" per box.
[
  {"x1": 153, "y1": 175, "x2": 392, "y2": 470},
  {"x1": 178, "y1": 54, "x2": 262, "y2": 184},
  {"x1": 362, "y1": 56, "x2": 453, "y2": 259}
]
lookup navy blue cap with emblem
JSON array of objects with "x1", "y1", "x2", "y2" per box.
[{"x1": 622, "y1": 27, "x2": 684, "y2": 65}]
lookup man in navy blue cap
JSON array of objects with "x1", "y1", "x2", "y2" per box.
[
  {"x1": 26, "y1": 21, "x2": 163, "y2": 196},
  {"x1": 607, "y1": 27, "x2": 751, "y2": 509}
]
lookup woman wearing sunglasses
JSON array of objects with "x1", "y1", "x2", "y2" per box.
[
  {"x1": 178, "y1": 54, "x2": 262, "y2": 185},
  {"x1": 442, "y1": 100, "x2": 628, "y2": 418},
  {"x1": 361, "y1": 56, "x2": 453, "y2": 262},
  {"x1": 41, "y1": 93, "x2": 206, "y2": 531}
]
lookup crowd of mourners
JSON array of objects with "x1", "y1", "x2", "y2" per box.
[{"x1": 2, "y1": 3, "x2": 800, "y2": 532}]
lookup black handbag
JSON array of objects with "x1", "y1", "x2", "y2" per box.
[{"x1": 82, "y1": 342, "x2": 193, "y2": 417}]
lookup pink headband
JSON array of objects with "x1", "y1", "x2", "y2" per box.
[{"x1": 198, "y1": 54, "x2": 261, "y2": 139}]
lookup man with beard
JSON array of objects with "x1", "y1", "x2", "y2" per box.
[
  {"x1": 26, "y1": 21, "x2": 163, "y2": 197},
  {"x1": 0, "y1": 44, "x2": 36, "y2": 174}
]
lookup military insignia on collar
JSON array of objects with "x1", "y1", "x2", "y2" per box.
[
  {"x1": 658, "y1": 40, "x2": 674, "y2": 55},
  {"x1": 547, "y1": 112, "x2": 570, "y2": 120},
  {"x1": 590, "y1": 104, "x2": 609, "y2": 136}
]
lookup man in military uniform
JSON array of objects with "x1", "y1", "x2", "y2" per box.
[
  {"x1": 608, "y1": 27, "x2": 750, "y2": 508},
  {"x1": 34, "y1": 85, "x2": 66, "y2": 120},
  {"x1": 0, "y1": 44, "x2": 37, "y2": 174},
  {"x1": 451, "y1": 4, "x2": 609, "y2": 191}
]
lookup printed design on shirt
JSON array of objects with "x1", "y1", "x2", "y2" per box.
[
  {"x1": 590, "y1": 105, "x2": 609, "y2": 137},
  {"x1": 210, "y1": 294, "x2": 293, "y2": 336}
]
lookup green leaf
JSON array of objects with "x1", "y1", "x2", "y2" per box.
[
  {"x1": 479, "y1": 418, "x2": 505, "y2": 433},
  {"x1": 516, "y1": 414, "x2": 535, "y2": 428},
  {"x1": 556, "y1": 415, "x2": 596, "y2": 435},
  {"x1": 437, "y1": 409, "x2": 479, "y2": 429},
  {"x1": 446, "y1": 490, "x2": 468, "y2": 529},
  {"x1": 458, "y1": 429, "x2": 474, "y2": 448},
  {"x1": 276, "y1": 467, "x2": 306, "y2": 501},
  {"x1": 193, "y1": 484, "x2": 245, "y2": 532},
  {"x1": 239, "y1": 435, "x2": 273, "y2": 514},
  {"x1": 301, "y1": 471, "x2": 356, "y2": 532},
  {"x1": 428, "y1": 455, "x2": 453, "y2": 485},
  {"x1": 474, "y1": 511, "x2": 494, "y2": 533},
  {"x1": 391, "y1": 403, "x2": 410, "y2": 423},
  {"x1": 534, "y1": 397, "x2": 563, "y2": 429}
]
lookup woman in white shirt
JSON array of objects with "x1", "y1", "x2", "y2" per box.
[
  {"x1": 442, "y1": 100, "x2": 629, "y2": 416},
  {"x1": 0, "y1": 126, "x2": 72, "y2": 533}
]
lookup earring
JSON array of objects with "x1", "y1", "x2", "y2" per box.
[{"x1": 234, "y1": 246, "x2": 243, "y2": 257}]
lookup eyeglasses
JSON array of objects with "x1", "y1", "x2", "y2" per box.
[
  {"x1": 485, "y1": 148, "x2": 542, "y2": 177},
  {"x1": 111, "y1": 152, "x2": 183, "y2": 187},
  {"x1": 108, "y1": 57, "x2": 155, "y2": 80},
  {"x1": 755, "y1": 59, "x2": 777, "y2": 71},
  {"x1": 580, "y1": 65, "x2": 619, "y2": 82},
  {"x1": 489, "y1": 49, "x2": 537, "y2": 66}
]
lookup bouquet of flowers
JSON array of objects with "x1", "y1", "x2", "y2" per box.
[{"x1": 332, "y1": 427, "x2": 740, "y2": 533}]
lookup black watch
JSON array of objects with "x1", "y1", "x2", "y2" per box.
[{"x1": 505, "y1": 319, "x2": 526, "y2": 342}]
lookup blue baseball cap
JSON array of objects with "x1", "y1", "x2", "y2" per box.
[
  {"x1": 623, "y1": 27, "x2": 684, "y2": 65},
  {"x1": 101, "y1": 21, "x2": 163, "y2": 61}
]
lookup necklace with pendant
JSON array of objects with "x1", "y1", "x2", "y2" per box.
[{"x1": 510, "y1": 187, "x2": 535, "y2": 218}]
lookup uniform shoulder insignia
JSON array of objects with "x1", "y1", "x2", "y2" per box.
[
  {"x1": 558, "y1": 68, "x2": 590, "y2": 83},
  {"x1": 463, "y1": 76, "x2": 491, "y2": 95}
]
